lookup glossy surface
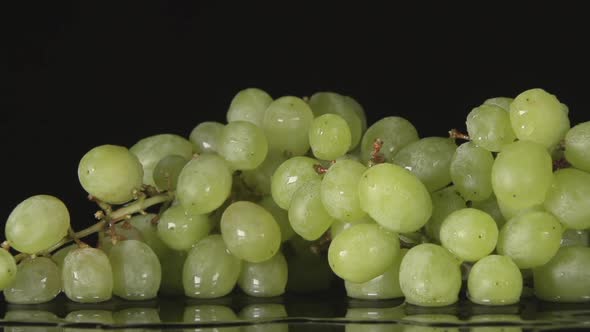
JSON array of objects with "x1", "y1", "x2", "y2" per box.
[
  {"x1": 152, "y1": 154, "x2": 188, "y2": 191},
  {"x1": 238, "y1": 252, "x2": 288, "y2": 297},
  {"x1": 450, "y1": 142, "x2": 494, "y2": 201},
  {"x1": 0, "y1": 249, "x2": 17, "y2": 290},
  {"x1": 262, "y1": 96, "x2": 314, "y2": 156},
  {"x1": 309, "y1": 113, "x2": 352, "y2": 160},
  {"x1": 564, "y1": 121, "x2": 590, "y2": 172},
  {"x1": 309, "y1": 92, "x2": 363, "y2": 151},
  {"x1": 189, "y1": 121, "x2": 224, "y2": 154},
  {"x1": 226, "y1": 87, "x2": 273, "y2": 127},
  {"x1": 62, "y1": 247, "x2": 113, "y2": 303},
  {"x1": 534, "y1": 246, "x2": 590, "y2": 302},
  {"x1": 360, "y1": 116, "x2": 419, "y2": 163},
  {"x1": 109, "y1": 240, "x2": 161, "y2": 300},
  {"x1": 466, "y1": 104, "x2": 516, "y2": 152},
  {"x1": 156, "y1": 204, "x2": 211, "y2": 250},
  {"x1": 320, "y1": 159, "x2": 368, "y2": 222},
  {"x1": 270, "y1": 156, "x2": 322, "y2": 209},
  {"x1": 543, "y1": 168, "x2": 590, "y2": 230},
  {"x1": 3, "y1": 257, "x2": 61, "y2": 304},
  {"x1": 288, "y1": 179, "x2": 335, "y2": 241},
  {"x1": 439, "y1": 208, "x2": 498, "y2": 262},
  {"x1": 468, "y1": 255, "x2": 523, "y2": 305},
  {"x1": 218, "y1": 120, "x2": 269, "y2": 170}
]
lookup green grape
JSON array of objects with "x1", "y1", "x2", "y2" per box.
[
  {"x1": 127, "y1": 214, "x2": 171, "y2": 258},
  {"x1": 221, "y1": 201, "x2": 281, "y2": 263},
  {"x1": 483, "y1": 97, "x2": 514, "y2": 111},
  {"x1": 467, "y1": 255, "x2": 522, "y2": 305},
  {"x1": 308, "y1": 113, "x2": 352, "y2": 160},
  {"x1": 561, "y1": 229, "x2": 589, "y2": 247},
  {"x1": 509, "y1": 88, "x2": 570, "y2": 149},
  {"x1": 176, "y1": 153, "x2": 233, "y2": 214},
  {"x1": 288, "y1": 179, "x2": 335, "y2": 241},
  {"x1": 153, "y1": 154, "x2": 188, "y2": 191},
  {"x1": 3, "y1": 310, "x2": 61, "y2": 332},
  {"x1": 345, "y1": 306, "x2": 406, "y2": 332},
  {"x1": 130, "y1": 133, "x2": 193, "y2": 187},
  {"x1": 491, "y1": 140, "x2": 552, "y2": 214},
  {"x1": 424, "y1": 186, "x2": 466, "y2": 243},
  {"x1": 330, "y1": 216, "x2": 375, "y2": 238},
  {"x1": 358, "y1": 163, "x2": 432, "y2": 233},
  {"x1": 392, "y1": 137, "x2": 457, "y2": 192},
  {"x1": 544, "y1": 168, "x2": 590, "y2": 230},
  {"x1": 466, "y1": 104, "x2": 516, "y2": 152},
  {"x1": 238, "y1": 251, "x2": 288, "y2": 297},
  {"x1": 157, "y1": 205, "x2": 211, "y2": 251},
  {"x1": 471, "y1": 194, "x2": 507, "y2": 230},
  {"x1": 308, "y1": 92, "x2": 363, "y2": 150},
  {"x1": 240, "y1": 304, "x2": 288, "y2": 332},
  {"x1": 328, "y1": 223, "x2": 400, "y2": 283},
  {"x1": 51, "y1": 243, "x2": 76, "y2": 269},
  {"x1": 226, "y1": 87, "x2": 273, "y2": 127},
  {"x1": 183, "y1": 234, "x2": 242, "y2": 298},
  {"x1": 320, "y1": 159, "x2": 368, "y2": 222},
  {"x1": 564, "y1": 121, "x2": 590, "y2": 172},
  {"x1": 450, "y1": 142, "x2": 494, "y2": 201},
  {"x1": 218, "y1": 121, "x2": 269, "y2": 170},
  {"x1": 98, "y1": 221, "x2": 143, "y2": 254},
  {"x1": 258, "y1": 195, "x2": 295, "y2": 242},
  {"x1": 62, "y1": 247, "x2": 113, "y2": 303},
  {"x1": 399, "y1": 243, "x2": 462, "y2": 307},
  {"x1": 183, "y1": 305, "x2": 239, "y2": 332},
  {"x1": 469, "y1": 315, "x2": 523, "y2": 332},
  {"x1": 270, "y1": 156, "x2": 322, "y2": 209},
  {"x1": 262, "y1": 96, "x2": 314, "y2": 156},
  {"x1": 345, "y1": 248, "x2": 407, "y2": 300},
  {"x1": 0, "y1": 249, "x2": 17, "y2": 290},
  {"x1": 345, "y1": 95, "x2": 367, "y2": 135},
  {"x1": 533, "y1": 246, "x2": 590, "y2": 302},
  {"x1": 5, "y1": 195, "x2": 70, "y2": 254},
  {"x1": 109, "y1": 240, "x2": 161, "y2": 300},
  {"x1": 360, "y1": 116, "x2": 419, "y2": 163},
  {"x1": 496, "y1": 210, "x2": 562, "y2": 269},
  {"x1": 241, "y1": 150, "x2": 288, "y2": 196},
  {"x1": 440, "y1": 208, "x2": 498, "y2": 262},
  {"x1": 3, "y1": 257, "x2": 61, "y2": 304},
  {"x1": 158, "y1": 249, "x2": 187, "y2": 296},
  {"x1": 189, "y1": 121, "x2": 224, "y2": 154}
]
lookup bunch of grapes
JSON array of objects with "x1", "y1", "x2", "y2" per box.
[{"x1": 1, "y1": 88, "x2": 589, "y2": 307}]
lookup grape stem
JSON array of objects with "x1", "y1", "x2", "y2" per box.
[
  {"x1": 368, "y1": 138, "x2": 384, "y2": 166},
  {"x1": 448, "y1": 128, "x2": 470, "y2": 140},
  {"x1": 313, "y1": 164, "x2": 329, "y2": 175}
]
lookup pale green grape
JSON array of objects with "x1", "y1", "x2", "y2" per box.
[
  {"x1": 467, "y1": 255, "x2": 522, "y2": 305},
  {"x1": 5, "y1": 195, "x2": 70, "y2": 254},
  {"x1": 157, "y1": 205, "x2": 211, "y2": 251},
  {"x1": 218, "y1": 121, "x2": 268, "y2": 170},
  {"x1": 3, "y1": 257, "x2": 61, "y2": 304},
  {"x1": 345, "y1": 248, "x2": 407, "y2": 300},
  {"x1": 424, "y1": 186, "x2": 466, "y2": 242},
  {"x1": 320, "y1": 159, "x2": 368, "y2": 222},
  {"x1": 483, "y1": 97, "x2": 514, "y2": 111},
  {"x1": 496, "y1": 210, "x2": 562, "y2": 269},
  {"x1": 392, "y1": 137, "x2": 457, "y2": 192},
  {"x1": 130, "y1": 133, "x2": 193, "y2": 187},
  {"x1": 466, "y1": 104, "x2": 516, "y2": 152},
  {"x1": 258, "y1": 195, "x2": 295, "y2": 242},
  {"x1": 51, "y1": 243, "x2": 77, "y2": 269},
  {"x1": 221, "y1": 201, "x2": 281, "y2": 262},
  {"x1": 328, "y1": 223, "x2": 400, "y2": 283},
  {"x1": 189, "y1": 121, "x2": 224, "y2": 154},
  {"x1": 262, "y1": 96, "x2": 314, "y2": 156},
  {"x1": 360, "y1": 116, "x2": 419, "y2": 163},
  {"x1": 491, "y1": 140, "x2": 552, "y2": 214},
  {"x1": 240, "y1": 304, "x2": 288, "y2": 332},
  {"x1": 309, "y1": 92, "x2": 363, "y2": 150},
  {"x1": 399, "y1": 243, "x2": 462, "y2": 306},
  {"x1": 226, "y1": 87, "x2": 273, "y2": 127},
  {"x1": 561, "y1": 229, "x2": 589, "y2": 247},
  {"x1": 183, "y1": 234, "x2": 242, "y2": 298},
  {"x1": 183, "y1": 305, "x2": 238, "y2": 332},
  {"x1": 176, "y1": 153, "x2": 233, "y2": 214},
  {"x1": 358, "y1": 163, "x2": 432, "y2": 233},
  {"x1": 509, "y1": 88, "x2": 570, "y2": 149},
  {"x1": 450, "y1": 142, "x2": 494, "y2": 201},
  {"x1": 471, "y1": 194, "x2": 507, "y2": 230},
  {"x1": 98, "y1": 221, "x2": 143, "y2": 254},
  {"x1": 440, "y1": 208, "x2": 498, "y2": 262},
  {"x1": 238, "y1": 251, "x2": 288, "y2": 297},
  {"x1": 288, "y1": 179, "x2": 335, "y2": 241},
  {"x1": 270, "y1": 156, "x2": 322, "y2": 209},
  {"x1": 127, "y1": 214, "x2": 171, "y2": 258},
  {"x1": 308, "y1": 113, "x2": 352, "y2": 160},
  {"x1": 0, "y1": 249, "x2": 17, "y2": 290},
  {"x1": 533, "y1": 246, "x2": 590, "y2": 302},
  {"x1": 564, "y1": 121, "x2": 590, "y2": 172},
  {"x1": 158, "y1": 249, "x2": 186, "y2": 296},
  {"x1": 330, "y1": 216, "x2": 375, "y2": 238},
  {"x1": 241, "y1": 150, "x2": 288, "y2": 196},
  {"x1": 153, "y1": 154, "x2": 188, "y2": 191},
  {"x1": 62, "y1": 247, "x2": 113, "y2": 303},
  {"x1": 544, "y1": 168, "x2": 590, "y2": 230},
  {"x1": 109, "y1": 240, "x2": 161, "y2": 300}
]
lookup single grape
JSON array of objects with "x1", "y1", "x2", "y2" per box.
[
  {"x1": 218, "y1": 121, "x2": 269, "y2": 170},
  {"x1": 238, "y1": 251, "x2": 288, "y2": 297},
  {"x1": 189, "y1": 121, "x2": 224, "y2": 154},
  {"x1": 466, "y1": 104, "x2": 516, "y2": 152},
  {"x1": 62, "y1": 247, "x2": 113, "y2": 303},
  {"x1": 262, "y1": 96, "x2": 314, "y2": 156},
  {"x1": 330, "y1": 216, "x2": 375, "y2": 238},
  {"x1": 450, "y1": 142, "x2": 494, "y2": 201},
  {"x1": 544, "y1": 168, "x2": 590, "y2": 230},
  {"x1": 424, "y1": 186, "x2": 466, "y2": 242},
  {"x1": 320, "y1": 159, "x2": 368, "y2": 222},
  {"x1": 157, "y1": 205, "x2": 211, "y2": 251},
  {"x1": 533, "y1": 246, "x2": 590, "y2": 302},
  {"x1": 241, "y1": 150, "x2": 288, "y2": 196},
  {"x1": 152, "y1": 154, "x2": 188, "y2": 191},
  {"x1": 564, "y1": 121, "x2": 590, "y2": 172},
  {"x1": 109, "y1": 240, "x2": 161, "y2": 300},
  {"x1": 308, "y1": 113, "x2": 352, "y2": 160},
  {"x1": 258, "y1": 196, "x2": 295, "y2": 242},
  {"x1": 226, "y1": 87, "x2": 273, "y2": 127},
  {"x1": 560, "y1": 229, "x2": 589, "y2": 247},
  {"x1": 360, "y1": 116, "x2": 419, "y2": 163},
  {"x1": 288, "y1": 179, "x2": 335, "y2": 241},
  {"x1": 440, "y1": 208, "x2": 498, "y2": 262},
  {"x1": 0, "y1": 249, "x2": 17, "y2": 290},
  {"x1": 308, "y1": 92, "x2": 363, "y2": 150},
  {"x1": 483, "y1": 96, "x2": 513, "y2": 111},
  {"x1": 467, "y1": 255, "x2": 523, "y2": 305},
  {"x1": 3, "y1": 257, "x2": 61, "y2": 304},
  {"x1": 270, "y1": 156, "x2": 322, "y2": 209}
]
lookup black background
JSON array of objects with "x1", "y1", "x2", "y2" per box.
[{"x1": 3, "y1": 1, "x2": 590, "y2": 231}]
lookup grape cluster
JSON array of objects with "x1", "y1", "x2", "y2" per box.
[{"x1": 1, "y1": 88, "x2": 589, "y2": 307}]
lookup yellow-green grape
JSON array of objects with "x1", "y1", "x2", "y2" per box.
[
  {"x1": 308, "y1": 114, "x2": 352, "y2": 160},
  {"x1": 130, "y1": 134, "x2": 193, "y2": 187},
  {"x1": 98, "y1": 222, "x2": 143, "y2": 254},
  {"x1": 509, "y1": 88, "x2": 570, "y2": 149},
  {"x1": 328, "y1": 223, "x2": 400, "y2": 283},
  {"x1": 62, "y1": 247, "x2": 113, "y2": 303},
  {"x1": 176, "y1": 153, "x2": 233, "y2": 214},
  {"x1": 450, "y1": 142, "x2": 494, "y2": 201},
  {"x1": 127, "y1": 214, "x2": 170, "y2": 258},
  {"x1": 491, "y1": 140, "x2": 552, "y2": 214},
  {"x1": 496, "y1": 210, "x2": 562, "y2": 269},
  {"x1": 345, "y1": 306, "x2": 406, "y2": 332},
  {"x1": 258, "y1": 196, "x2": 295, "y2": 242},
  {"x1": 330, "y1": 216, "x2": 375, "y2": 238},
  {"x1": 183, "y1": 235, "x2": 242, "y2": 298},
  {"x1": 219, "y1": 121, "x2": 269, "y2": 170},
  {"x1": 152, "y1": 154, "x2": 188, "y2": 191},
  {"x1": 358, "y1": 163, "x2": 432, "y2": 233},
  {"x1": 109, "y1": 240, "x2": 161, "y2": 300},
  {"x1": 483, "y1": 97, "x2": 514, "y2": 111},
  {"x1": 466, "y1": 104, "x2": 516, "y2": 152},
  {"x1": 399, "y1": 243, "x2": 462, "y2": 307},
  {"x1": 157, "y1": 249, "x2": 186, "y2": 296},
  {"x1": 320, "y1": 159, "x2": 368, "y2": 222},
  {"x1": 345, "y1": 248, "x2": 407, "y2": 300},
  {"x1": 5, "y1": 195, "x2": 70, "y2": 254},
  {"x1": 561, "y1": 229, "x2": 589, "y2": 247},
  {"x1": 471, "y1": 194, "x2": 507, "y2": 230},
  {"x1": 238, "y1": 251, "x2": 288, "y2": 297},
  {"x1": 308, "y1": 92, "x2": 363, "y2": 150},
  {"x1": 270, "y1": 156, "x2": 322, "y2": 209},
  {"x1": 240, "y1": 304, "x2": 288, "y2": 332},
  {"x1": 189, "y1": 121, "x2": 224, "y2": 154},
  {"x1": 183, "y1": 305, "x2": 238, "y2": 332},
  {"x1": 241, "y1": 150, "x2": 288, "y2": 196},
  {"x1": 0, "y1": 249, "x2": 17, "y2": 290},
  {"x1": 3, "y1": 257, "x2": 61, "y2": 304},
  {"x1": 221, "y1": 201, "x2": 281, "y2": 263},
  {"x1": 156, "y1": 205, "x2": 211, "y2": 251},
  {"x1": 467, "y1": 255, "x2": 523, "y2": 305},
  {"x1": 288, "y1": 179, "x2": 335, "y2": 241},
  {"x1": 424, "y1": 186, "x2": 466, "y2": 243},
  {"x1": 263, "y1": 96, "x2": 314, "y2": 156},
  {"x1": 360, "y1": 116, "x2": 419, "y2": 163},
  {"x1": 533, "y1": 246, "x2": 590, "y2": 302},
  {"x1": 439, "y1": 208, "x2": 498, "y2": 262},
  {"x1": 544, "y1": 168, "x2": 590, "y2": 230},
  {"x1": 51, "y1": 243, "x2": 77, "y2": 269},
  {"x1": 113, "y1": 307, "x2": 161, "y2": 326},
  {"x1": 226, "y1": 87, "x2": 273, "y2": 127},
  {"x1": 345, "y1": 95, "x2": 367, "y2": 134},
  {"x1": 564, "y1": 121, "x2": 590, "y2": 172},
  {"x1": 392, "y1": 137, "x2": 457, "y2": 192}
]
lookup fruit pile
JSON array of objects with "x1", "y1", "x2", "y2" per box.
[{"x1": 1, "y1": 88, "x2": 589, "y2": 307}]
